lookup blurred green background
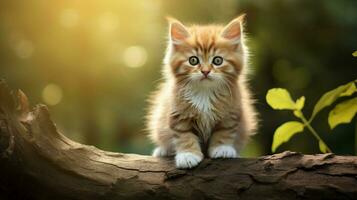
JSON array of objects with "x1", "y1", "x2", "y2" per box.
[{"x1": 1, "y1": 0, "x2": 356, "y2": 156}]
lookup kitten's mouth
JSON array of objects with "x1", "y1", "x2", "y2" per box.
[{"x1": 200, "y1": 76, "x2": 211, "y2": 81}]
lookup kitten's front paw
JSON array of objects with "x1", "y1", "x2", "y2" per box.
[
  {"x1": 152, "y1": 147, "x2": 173, "y2": 157},
  {"x1": 209, "y1": 145, "x2": 238, "y2": 159},
  {"x1": 175, "y1": 152, "x2": 203, "y2": 169}
]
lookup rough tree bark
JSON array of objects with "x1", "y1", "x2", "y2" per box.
[{"x1": 0, "y1": 80, "x2": 356, "y2": 200}]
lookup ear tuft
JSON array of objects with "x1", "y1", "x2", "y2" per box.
[
  {"x1": 221, "y1": 14, "x2": 245, "y2": 43},
  {"x1": 167, "y1": 17, "x2": 190, "y2": 44}
]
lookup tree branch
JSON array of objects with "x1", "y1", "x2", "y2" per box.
[{"x1": 0, "y1": 80, "x2": 356, "y2": 200}]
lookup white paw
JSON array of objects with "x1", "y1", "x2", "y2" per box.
[
  {"x1": 209, "y1": 145, "x2": 238, "y2": 159},
  {"x1": 152, "y1": 147, "x2": 172, "y2": 157},
  {"x1": 175, "y1": 152, "x2": 203, "y2": 169}
]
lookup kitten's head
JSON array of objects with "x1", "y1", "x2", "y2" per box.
[{"x1": 164, "y1": 15, "x2": 247, "y2": 89}]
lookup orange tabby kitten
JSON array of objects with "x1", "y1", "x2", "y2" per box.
[{"x1": 147, "y1": 15, "x2": 258, "y2": 169}]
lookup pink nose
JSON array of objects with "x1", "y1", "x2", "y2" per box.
[{"x1": 201, "y1": 70, "x2": 210, "y2": 77}]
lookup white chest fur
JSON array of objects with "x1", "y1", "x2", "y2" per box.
[{"x1": 183, "y1": 84, "x2": 219, "y2": 141}]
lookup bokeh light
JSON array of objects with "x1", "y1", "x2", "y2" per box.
[
  {"x1": 59, "y1": 9, "x2": 80, "y2": 28},
  {"x1": 12, "y1": 39, "x2": 34, "y2": 59},
  {"x1": 122, "y1": 46, "x2": 148, "y2": 68},
  {"x1": 97, "y1": 12, "x2": 119, "y2": 34},
  {"x1": 42, "y1": 84, "x2": 63, "y2": 106}
]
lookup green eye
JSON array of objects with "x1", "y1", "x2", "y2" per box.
[
  {"x1": 188, "y1": 56, "x2": 199, "y2": 66},
  {"x1": 212, "y1": 56, "x2": 223, "y2": 66}
]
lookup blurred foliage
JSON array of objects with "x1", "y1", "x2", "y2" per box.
[
  {"x1": 267, "y1": 80, "x2": 357, "y2": 154},
  {"x1": 1, "y1": 0, "x2": 357, "y2": 156}
]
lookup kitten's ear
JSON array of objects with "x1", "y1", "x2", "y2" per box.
[
  {"x1": 167, "y1": 17, "x2": 190, "y2": 44},
  {"x1": 221, "y1": 14, "x2": 245, "y2": 44}
]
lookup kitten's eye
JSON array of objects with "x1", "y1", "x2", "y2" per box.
[
  {"x1": 212, "y1": 56, "x2": 224, "y2": 66},
  {"x1": 188, "y1": 56, "x2": 199, "y2": 66}
]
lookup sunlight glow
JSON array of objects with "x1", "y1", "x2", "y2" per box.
[{"x1": 42, "y1": 84, "x2": 63, "y2": 106}]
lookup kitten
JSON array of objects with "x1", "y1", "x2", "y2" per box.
[{"x1": 147, "y1": 15, "x2": 258, "y2": 169}]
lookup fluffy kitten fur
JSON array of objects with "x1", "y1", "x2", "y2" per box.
[{"x1": 147, "y1": 15, "x2": 258, "y2": 169}]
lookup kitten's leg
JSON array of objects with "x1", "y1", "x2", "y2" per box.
[
  {"x1": 208, "y1": 129, "x2": 239, "y2": 159},
  {"x1": 151, "y1": 128, "x2": 175, "y2": 157},
  {"x1": 152, "y1": 145, "x2": 175, "y2": 157},
  {"x1": 174, "y1": 132, "x2": 203, "y2": 169}
]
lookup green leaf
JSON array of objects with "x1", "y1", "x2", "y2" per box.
[
  {"x1": 353, "y1": 51, "x2": 357, "y2": 57},
  {"x1": 271, "y1": 121, "x2": 304, "y2": 152},
  {"x1": 295, "y1": 96, "x2": 305, "y2": 110},
  {"x1": 266, "y1": 88, "x2": 296, "y2": 110},
  {"x1": 319, "y1": 141, "x2": 328, "y2": 153},
  {"x1": 293, "y1": 110, "x2": 303, "y2": 118},
  {"x1": 311, "y1": 81, "x2": 357, "y2": 119},
  {"x1": 328, "y1": 97, "x2": 357, "y2": 129},
  {"x1": 340, "y1": 82, "x2": 357, "y2": 97}
]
